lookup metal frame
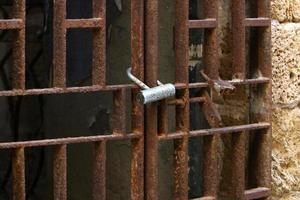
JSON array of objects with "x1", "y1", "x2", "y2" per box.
[{"x1": 0, "y1": 0, "x2": 271, "y2": 199}]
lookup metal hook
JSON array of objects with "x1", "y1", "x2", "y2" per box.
[{"x1": 127, "y1": 68, "x2": 150, "y2": 90}]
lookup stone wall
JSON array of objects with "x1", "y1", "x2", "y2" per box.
[{"x1": 271, "y1": 0, "x2": 300, "y2": 199}]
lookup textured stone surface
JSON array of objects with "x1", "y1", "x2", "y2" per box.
[
  {"x1": 272, "y1": 107, "x2": 300, "y2": 199},
  {"x1": 271, "y1": 0, "x2": 300, "y2": 22},
  {"x1": 272, "y1": 21, "x2": 300, "y2": 106}
]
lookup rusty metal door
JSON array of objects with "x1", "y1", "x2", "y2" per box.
[
  {"x1": 0, "y1": 0, "x2": 271, "y2": 199},
  {"x1": 143, "y1": 0, "x2": 271, "y2": 199}
]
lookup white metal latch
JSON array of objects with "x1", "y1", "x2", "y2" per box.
[{"x1": 127, "y1": 68, "x2": 176, "y2": 104}]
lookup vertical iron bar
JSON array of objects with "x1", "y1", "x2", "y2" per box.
[
  {"x1": 232, "y1": 0, "x2": 246, "y2": 79},
  {"x1": 202, "y1": 0, "x2": 220, "y2": 197},
  {"x1": 131, "y1": 0, "x2": 144, "y2": 199},
  {"x1": 12, "y1": 0, "x2": 25, "y2": 90},
  {"x1": 112, "y1": 89, "x2": 126, "y2": 135},
  {"x1": 203, "y1": 0, "x2": 219, "y2": 78},
  {"x1": 232, "y1": 133, "x2": 246, "y2": 199},
  {"x1": 158, "y1": 100, "x2": 168, "y2": 136},
  {"x1": 53, "y1": 145, "x2": 67, "y2": 200},
  {"x1": 231, "y1": 0, "x2": 247, "y2": 199},
  {"x1": 92, "y1": 141, "x2": 106, "y2": 200},
  {"x1": 92, "y1": 0, "x2": 106, "y2": 86},
  {"x1": 250, "y1": 0, "x2": 271, "y2": 197},
  {"x1": 145, "y1": 0, "x2": 158, "y2": 199},
  {"x1": 174, "y1": 0, "x2": 189, "y2": 199},
  {"x1": 53, "y1": 0, "x2": 66, "y2": 87},
  {"x1": 12, "y1": 147, "x2": 25, "y2": 200}
]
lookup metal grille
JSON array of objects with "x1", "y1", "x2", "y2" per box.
[
  {"x1": 145, "y1": 0, "x2": 271, "y2": 199},
  {"x1": 0, "y1": 0, "x2": 271, "y2": 199}
]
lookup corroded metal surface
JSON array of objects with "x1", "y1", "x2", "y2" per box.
[
  {"x1": 92, "y1": 141, "x2": 106, "y2": 200},
  {"x1": 12, "y1": 148, "x2": 25, "y2": 200},
  {"x1": 0, "y1": 0, "x2": 271, "y2": 199},
  {"x1": 53, "y1": 145, "x2": 67, "y2": 200},
  {"x1": 130, "y1": 0, "x2": 144, "y2": 199},
  {"x1": 12, "y1": 0, "x2": 25, "y2": 90},
  {"x1": 145, "y1": 0, "x2": 159, "y2": 198}
]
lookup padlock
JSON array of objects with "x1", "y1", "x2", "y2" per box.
[
  {"x1": 136, "y1": 83, "x2": 176, "y2": 104},
  {"x1": 127, "y1": 68, "x2": 176, "y2": 104}
]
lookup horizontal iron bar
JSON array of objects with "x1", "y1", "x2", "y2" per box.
[
  {"x1": 0, "y1": 133, "x2": 141, "y2": 149},
  {"x1": 158, "y1": 122, "x2": 270, "y2": 141},
  {"x1": 245, "y1": 18, "x2": 271, "y2": 27},
  {"x1": 167, "y1": 96, "x2": 205, "y2": 106},
  {"x1": 190, "y1": 96, "x2": 206, "y2": 103},
  {"x1": 190, "y1": 197, "x2": 215, "y2": 200},
  {"x1": 0, "y1": 84, "x2": 136, "y2": 96},
  {"x1": 0, "y1": 19, "x2": 24, "y2": 29},
  {"x1": 180, "y1": 77, "x2": 270, "y2": 89},
  {"x1": 0, "y1": 78, "x2": 269, "y2": 97},
  {"x1": 230, "y1": 77, "x2": 270, "y2": 85},
  {"x1": 65, "y1": 18, "x2": 104, "y2": 29},
  {"x1": 244, "y1": 187, "x2": 270, "y2": 199},
  {"x1": 189, "y1": 19, "x2": 217, "y2": 29},
  {"x1": 190, "y1": 122, "x2": 270, "y2": 137}
]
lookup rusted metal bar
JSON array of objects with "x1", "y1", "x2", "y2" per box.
[
  {"x1": 167, "y1": 98, "x2": 185, "y2": 106},
  {"x1": 202, "y1": 134, "x2": 219, "y2": 198},
  {"x1": 230, "y1": 0, "x2": 248, "y2": 198},
  {"x1": 173, "y1": 89, "x2": 189, "y2": 200},
  {"x1": 257, "y1": 2, "x2": 271, "y2": 78},
  {"x1": 12, "y1": 147, "x2": 25, "y2": 200},
  {"x1": 0, "y1": 78, "x2": 269, "y2": 97},
  {"x1": 92, "y1": 141, "x2": 106, "y2": 200},
  {"x1": 189, "y1": 19, "x2": 217, "y2": 29},
  {"x1": 249, "y1": 0, "x2": 272, "y2": 197},
  {"x1": 191, "y1": 197, "x2": 215, "y2": 200},
  {"x1": 53, "y1": 0, "x2": 67, "y2": 87},
  {"x1": 145, "y1": 0, "x2": 159, "y2": 198},
  {"x1": 112, "y1": 89, "x2": 127, "y2": 135},
  {"x1": 0, "y1": 84, "x2": 135, "y2": 96},
  {"x1": 12, "y1": 0, "x2": 25, "y2": 90},
  {"x1": 174, "y1": 0, "x2": 189, "y2": 199},
  {"x1": 232, "y1": 132, "x2": 246, "y2": 199},
  {"x1": 130, "y1": 0, "x2": 144, "y2": 199},
  {"x1": 229, "y1": 78, "x2": 270, "y2": 85},
  {"x1": 202, "y1": 0, "x2": 220, "y2": 197},
  {"x1": 53, "y1": 145, "x2": 67, "y2": 200},
  {"x1": 202, "y1": 91, "x2": 223, "y2": 128},
  {"x1": 245, "y1": 18, "x2": 270, "y2": 27},
  {"x1": 65, "y1": 18, "x2": 104, "y2": 29},
  {"x1": 244, "y1": 187, "x2": 270, "y2": 199},
  {"x1": 0, "y1": 133, "x2": 141, "y2": 149},
  {"x1": 189, "y1": 96, "x2": 206, "y2": 103},
  {"x1": 203, "y1": 0, "x2": 219, "y2": 79},
  {"x1": 191, "y1": 123, "x2": 269, "y2": 137},
  {"x1": 0, "y1": 19, "x2": 24, "y2": 29},
  {"x1": 232, "y1": 0, "x2": 246, "y2": 79},
  {"x1": 158, "y1": 123, "x2": 270, "y2": 141},
  {"x1": 185, "y1": 78, "x2": 270, "y2": 89},
  {"x1": 92, "y1": 0, "x2": 106, "y2": 86},
  {"x1": 158, "y1": 100, "x2": 168, "y2": 135}
]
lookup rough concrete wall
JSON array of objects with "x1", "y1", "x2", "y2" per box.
[{"x1": 272, "y1": 0, "x2": 300, "y2": 199}]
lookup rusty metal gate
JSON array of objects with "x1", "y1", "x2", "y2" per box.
[{"x1": 0, "y1": 0, "x2": 271, "y2": 199}]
